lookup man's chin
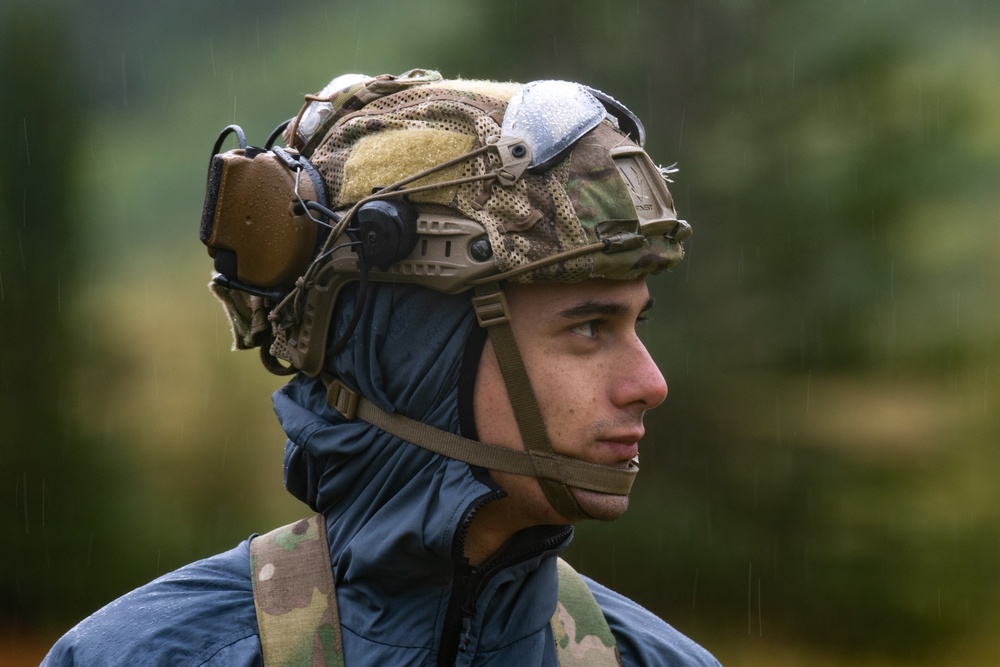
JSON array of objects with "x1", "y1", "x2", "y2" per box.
[{"x1": 569, "y1": 488, "x2": 630, "y2": 522}]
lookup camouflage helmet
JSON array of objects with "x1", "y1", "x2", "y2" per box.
[{"x1": 200, "y1": 69, "x2": 691, "y2": 521}]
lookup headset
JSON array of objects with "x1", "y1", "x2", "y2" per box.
[
  {"x1": 199, "y1": 123, "x2": 429, "y2": 298},
  {"x1": 199, "y1": 121, "x2": 512, "y2": 368}
]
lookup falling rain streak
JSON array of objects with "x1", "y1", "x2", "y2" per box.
[
  {"x1": 22, "y1": 117, "x2": 30, "y2": 165},
  {"x1": 121, "y1": 52, "x2": 129, "y2": 108},
  {"x1": 3, "y1": 3, "x2": 999, "y2": 665},
  {"x1": 748, "y1": 562, "x2": 762, "y2": 637}
]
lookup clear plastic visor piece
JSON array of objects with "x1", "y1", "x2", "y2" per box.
[
  {"x1": 501, "y1": 80, "x2": 607, "y2": 172},
  {"x1": 296, "y1": 73, "x2": 373, "y2": 145}
]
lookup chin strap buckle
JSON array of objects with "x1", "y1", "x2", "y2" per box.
[
  {"x1": 326, "y1": 377, "x2": 360, "y2": 420},
  {"x1": 471, "y1": 286, "x2": 510, "y2": 328}
]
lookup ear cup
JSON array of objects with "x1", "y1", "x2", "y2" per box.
[{"x1": 355, "y1": 199, "x2": 419, "y2": 269}]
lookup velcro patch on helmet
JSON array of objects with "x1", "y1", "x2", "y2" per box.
[{"x1": 340, "y1": 128, "x2": 475, "y2": 206}]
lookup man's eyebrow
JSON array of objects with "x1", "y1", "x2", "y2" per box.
[{"x1": 555, "y1": 297, "x2": 656, "y2": 320}]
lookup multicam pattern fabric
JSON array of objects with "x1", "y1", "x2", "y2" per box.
[
  {"x1": 251, "y1": 518, "x2": 619, "y2": 666},
  {"x1": 208, "y1": 280, "x2": 271, "y2": 350},
  {"x1": 552, "y1": 558, "x2": 623, "y2": 667},
  {"x1": 250, "y1": 515, "x2": 344, "y2": 667},
  {"x1": 288, "y1": 69, "x2": 445, "y2": 157},
  {"x1": 291, "y1": 75, "x2": 685, "y2": 285}
]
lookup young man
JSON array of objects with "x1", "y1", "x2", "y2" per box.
[{"x1": 44, "y1": 70, "x2": 721, "y2": 666}]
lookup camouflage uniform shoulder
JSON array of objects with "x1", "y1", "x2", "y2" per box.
[
  {"x1": 575, "y1": 572, "x2": 723, "y2": 667},
  {"x1": 552, "y1": 557, "x2": 623, "y2": 666}
]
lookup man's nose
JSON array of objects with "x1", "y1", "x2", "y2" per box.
[{"x1": 617, "y1": 338, "x2": 668, "y2": 410}]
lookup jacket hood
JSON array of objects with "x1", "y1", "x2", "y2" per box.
[
  {"x1": 277, "y1": 282, "x2": 495, "y2": 562},
  {"x1": 273, "y1": 283, "x2": 575, "y2": 657}
]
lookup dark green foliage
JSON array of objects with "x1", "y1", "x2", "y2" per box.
[
  {"x1": 3, "y1": 1, "x2": 999, "y2": 662},
  {"x1": 0, "y1": 3, "x2": 135, "y2": 628}
]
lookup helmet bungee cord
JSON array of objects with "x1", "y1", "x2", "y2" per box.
[{"x1": 200, "y1": 69, "x2": 691, "y2": 521}]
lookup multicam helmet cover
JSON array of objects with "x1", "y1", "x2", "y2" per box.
[
  {"x1": 209, "y1": 69, "x2": 688, "y2": 374},
  {"x1": 296, "y1": 70, "x2": 685, "y2": 281}
]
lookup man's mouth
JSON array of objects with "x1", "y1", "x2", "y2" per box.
[{"x1": 593, "y1": 432, "x2": 643, "y2": 464}]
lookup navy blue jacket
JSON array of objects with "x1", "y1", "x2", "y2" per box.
[{"x1": 43, "y1": 285, "x2": 721, "y2": 666}]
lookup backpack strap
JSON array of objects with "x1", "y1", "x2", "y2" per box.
[
  {"x1": 251, "y1": 517, "x2": 619, "y2": 666},
  {"x1": 551, "y1": 557, "x2": 622, "y2": 666},
  {"x1": 249, "y1": 514, "x2": 345, "y2": 667}
]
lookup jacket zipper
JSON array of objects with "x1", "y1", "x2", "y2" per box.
[
  {"x1": 438, "y1": 473, "x2": 571, "y2": 666},
  {"x1": 438, "y1": 490, "x2": 496, "y2": 667},
  {"x1": 456, "y1": 567, "x2": 481, "y2": 654},
  {"x1": 442, "y1": 525, "x2": 572, "y2": 665}
]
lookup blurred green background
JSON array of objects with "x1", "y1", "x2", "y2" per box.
[{"x1": 2, "y1": 0, "x2": 998, "y2": 664}]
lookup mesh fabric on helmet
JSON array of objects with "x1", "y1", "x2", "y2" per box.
[
  {"x1": 302, "y1": 79, "x2": 681, "y2": 286},
  {"x1": 310, "y1": 87, "x2": 507, "y2": 209}
]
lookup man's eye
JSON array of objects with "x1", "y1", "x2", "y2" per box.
[{"x1": 570, "y1": 321, "x2": 600, "y2": 338}]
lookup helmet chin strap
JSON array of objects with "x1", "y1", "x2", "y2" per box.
[
  {"x1": 469, "y1": 284, "x2": 594, "y2": 522},
  {"x1": 322, "y1": 282, "x2": 640, "y2": 523}
]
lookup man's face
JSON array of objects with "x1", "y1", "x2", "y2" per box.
[{"x1": 473, "y1": 277, "x2": 668, "y2": 527}]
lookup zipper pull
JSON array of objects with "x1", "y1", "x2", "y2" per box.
[
  {"x1": 455, "y1": 564, "x2": 479, "y2": 656},
  {"x1": 457, "y1": 615, "x2": 472, "y2": 653}
]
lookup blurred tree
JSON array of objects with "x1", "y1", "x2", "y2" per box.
[
  {"x1": 557, "y1": 0, "x2": 1000, "y2": 660},
  {"x1": 7, "y1": 1, "x2": 999, "y2": 663},
  {"x1": 0, "y1": 3, "x2": 134, "y2": 630}
]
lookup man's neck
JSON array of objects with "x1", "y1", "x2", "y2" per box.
[{"x1": 462, "y1": 496, "x2": 566, "y2": 567}]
